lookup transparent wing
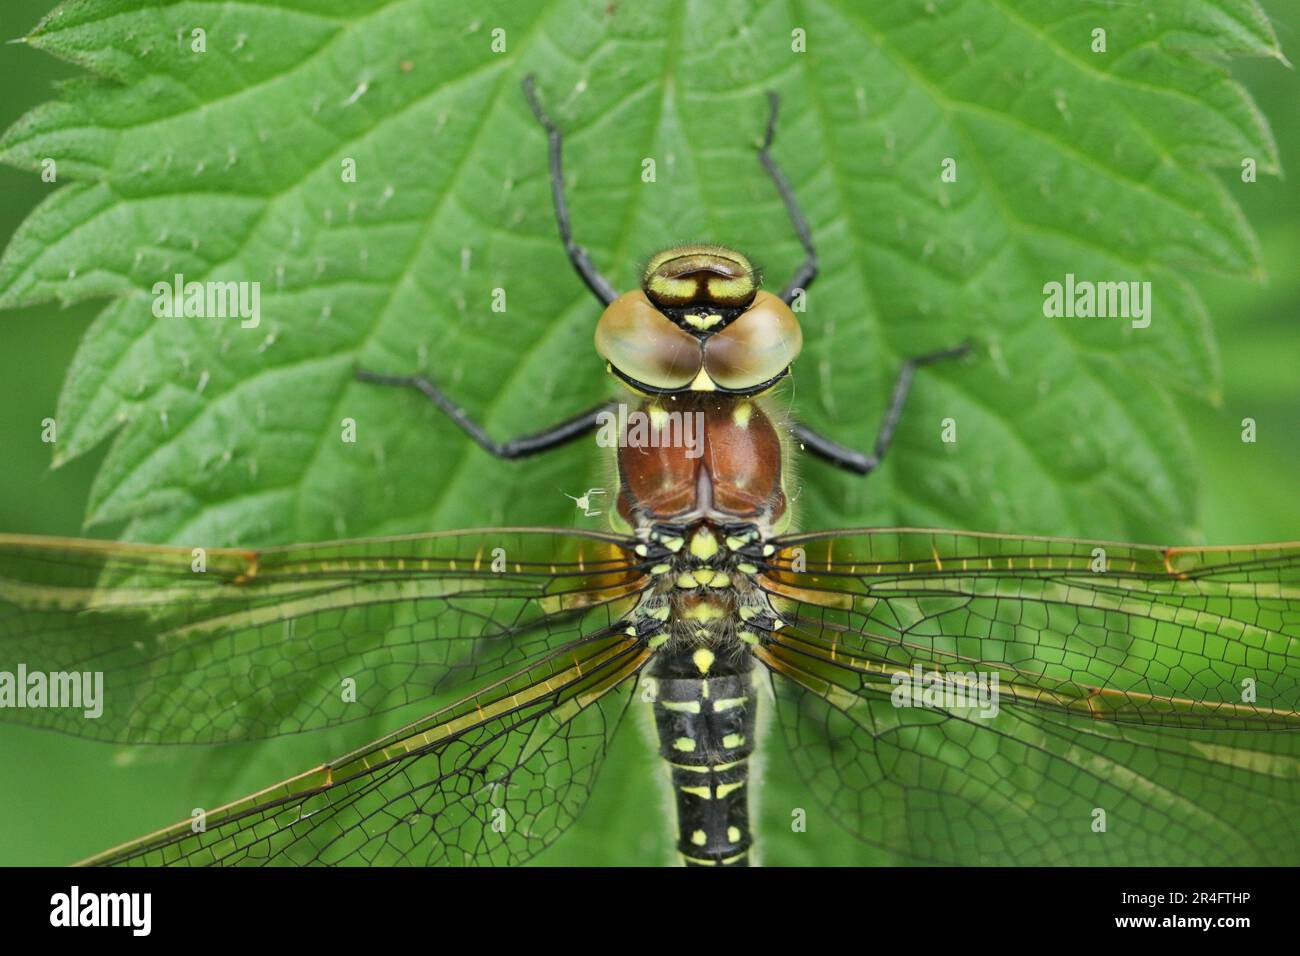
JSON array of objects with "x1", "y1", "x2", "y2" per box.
[
  {"x1": 0, "y1": 529, "x2": 648, "y2": 743},
  {"x1": 80, "y1": 630, "x2": 651, "y2": 866},
  {"x1": 755, "y1": 528, "x2": 1300, "y2": 864}
]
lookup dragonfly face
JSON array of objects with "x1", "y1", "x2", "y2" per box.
[
  {"x1": 2, "y1": 77, "x2": 1298, "y2": 869},
  {"x1": 595, "y1": 245, "x2": 802, "y2": 396}
]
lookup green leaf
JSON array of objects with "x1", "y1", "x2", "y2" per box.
[
  {"x1": 1, "y1": 0, "x2": 1283, "y2": 547},
  {"x1": 0, "y1": 0, "x2": 1285, "y2": 865}
]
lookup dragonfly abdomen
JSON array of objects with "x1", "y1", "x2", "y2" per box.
[{"x1": 649, "y1": 646, "x2": 757, "y2": 867}]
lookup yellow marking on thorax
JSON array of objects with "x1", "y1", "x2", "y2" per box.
[
  {"x1": 683, "y1": 600, "x2": 725, "y2": 622},
  {"x1": 732, "y1": 402, "x2": 753, "y2": 429},
  {"x1": 689, "y1": 528, "x2": 719, "y2": 561},
  {"x1": 693, "y1": 648, "x2": 716, "y2": 675}
]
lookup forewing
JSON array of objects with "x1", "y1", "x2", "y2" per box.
[
  {"x1": 80, "y1": 630, "x2": 650, "y2": 866},
  {"x1": 0, "y1": 529, "x2": 647, "y2": 743},
  {"x1": 756, "y1": 529, "x2": 1300, "y2": 864},
  {"x1": 761, "y1": 529, "x2": 1300, "y2": 728}
]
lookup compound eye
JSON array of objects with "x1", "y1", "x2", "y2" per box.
[
  {"x1": 703, "y1": 291, "x2": 802, "y2": 391},
  {"x1": 595, "y1": 291, "x2": 703, "y2": 390}
]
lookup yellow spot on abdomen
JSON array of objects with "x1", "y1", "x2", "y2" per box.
[
  {"x1": 692, "y1": 648, "x2": 716, "y2": 675},
  {"x1": 660, "y1": 699, "x2": 700, "y2": 713}
]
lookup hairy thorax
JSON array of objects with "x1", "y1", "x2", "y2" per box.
[{"x1": 611, "y1": 395, "x2": 789, "y2": 657}]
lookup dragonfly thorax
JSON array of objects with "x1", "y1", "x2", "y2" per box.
[
  {"x1": 612, "y1": 396, "x2": 791, "y2": 537},
  {"x1": 630, "y1": 522, "x2": 779, "y2": 655}
]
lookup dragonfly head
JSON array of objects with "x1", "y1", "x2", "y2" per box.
[{"x1": 594, "y1": 245, "x2": 803, "y2": 396}]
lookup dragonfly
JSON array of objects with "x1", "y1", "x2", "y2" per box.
[{"x1": 2, "y1": 76, "x2": 1298, "y2": 867}]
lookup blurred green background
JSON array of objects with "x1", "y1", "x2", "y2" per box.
[{"x1": 0, "y1": 0, "x2": 1297, "y2": 866}]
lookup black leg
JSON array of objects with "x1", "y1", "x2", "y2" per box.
[
  {"x1": 792, "y1": 343, "x2": 971, "y2": 476},
  {"x1": 758, "y1": 91, "x2": 817, "y2": 306},
  {"x1": 521, "y1": 75, "x2": 619, "y2": 307},
  {"x1": 356, "y1": 368, "x2": 616, "y2": 460}
]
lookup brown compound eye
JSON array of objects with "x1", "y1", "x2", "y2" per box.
[
  {"x1": 704, "y1": 291, "x2": 802, "y2": 391},
  {"x1": 595, "y1": 291, "x2": 703, "y2": 390}
]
